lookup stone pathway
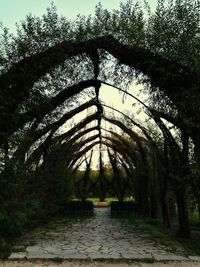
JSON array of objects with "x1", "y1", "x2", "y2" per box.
[{"x1": 9, "y1": 207, "x2": 199, "y2": 261}]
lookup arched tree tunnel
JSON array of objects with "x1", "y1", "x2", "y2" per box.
[{"x1": 1, "y1": 2, "x2": 200, "y2": 242}]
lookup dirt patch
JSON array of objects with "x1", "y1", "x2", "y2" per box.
[{"x1": 0, "y1": 260, "x2": 200, "y2": 267}]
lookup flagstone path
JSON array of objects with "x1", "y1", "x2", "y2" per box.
[{"x1": 9, "y1": 207, "x2": 199, "y2": 261}]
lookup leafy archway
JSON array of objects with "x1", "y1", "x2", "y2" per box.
[{"x1": 0, "y1": 0, "x2": 200, "y2": 239}]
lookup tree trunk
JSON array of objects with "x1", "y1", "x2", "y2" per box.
[
  {"x1": 150, "y1": 174, "x2": 160, "y2": 219},
  {"x1": 193, "y1": 133, "x2": 200, "y2": 165},
  {"x1": 99, "y1": 195, "x2": 106, "y2": 202},
  {"x1": 161, "y1": 178, "x2": 171, "y2": 228},
  {"x1": 161, "y1": 195, "x2": 171, "y2": 229},
  {"x1": 176, "y1": 186, "x2": 190, "y2": 238},
  {"x1": 141, "y1": 177, "x2": 150, "y2": 217}
]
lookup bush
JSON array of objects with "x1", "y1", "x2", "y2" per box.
[
  {"x1": 65, "y1": 201, "x2": 93, "y2": 215},
  {"x1": 111, "y1": 201, "x2": 137, "y2": 215},
  {"x1": 0, "y1": 211, "x2": 27, "y2": 238},
  {"x1": 0, "y1": 239, "x2": 11, "y2": 259}
]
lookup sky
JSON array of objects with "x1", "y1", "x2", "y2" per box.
[{"x1": 0, "y1": 0, "x2": 157, "y2": 32}]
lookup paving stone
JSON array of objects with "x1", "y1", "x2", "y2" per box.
[
  {"x1": 188, "y1": 256, "x2": 200, "y2": 261},
  {"x1": 27, "y1": 252, "x2": 57, "y2": 259},
  {"x1": 61, "y1": 253, "x2": 89, "y2": 259},
  {"x1": 11, "y1": 207, "x2": 188, "y2": 260},
  {"x1": 152, "y1": 254, "x2": 188, "y2": 261},
  {"x1": 26, "y1": 245, "x2": 43, "y2": 252},
  {"x1": 121, "y1": 253, "x2": 153, "y2": 260},
  {"x1": 44, "y1": 247, "x2": 63, "y2": 254},
  {"x1": 13, "y1": 245, "x2": 26, "y2": 251},
  {"x1": 89, "y1": 253, "x2": 122, "y2": 259},
  {"x1": 9, "y1": 252, "x2": 26, "y2": 259}
]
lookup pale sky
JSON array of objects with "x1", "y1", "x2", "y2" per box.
[{"x1": 0, "y1": 0, "x2": 157, "y2": 32}]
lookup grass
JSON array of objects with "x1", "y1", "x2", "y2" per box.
[
  {"x1": 51, "y1": 257, "x2": 63, "y2": 263},
  {"x1": 190, "y1": 212, "x2": 200, "y2": 229},
  {"x1": 86, "y1": 197, "x2": 131, "y2": 203},
  {"x1": 86, "y1": 197, "x2": 117, "y2": 203},
  {"x1": 0, "y1": 239, "x2": 12, "y2": 259},
  {"x1": 176, "y1": 237, "x2": 200, "y2": 256}
]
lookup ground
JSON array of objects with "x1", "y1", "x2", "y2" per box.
[
  {"x1": 1, "y1": 260, "x2": 200, "y2": 267},
  {"x1": 7, "y1": 207, "x2": 200, "y2": 265}
]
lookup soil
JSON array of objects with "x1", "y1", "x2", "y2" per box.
[{"x1": 0, "y1": 260, "x2": 200, "y2": 267}]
